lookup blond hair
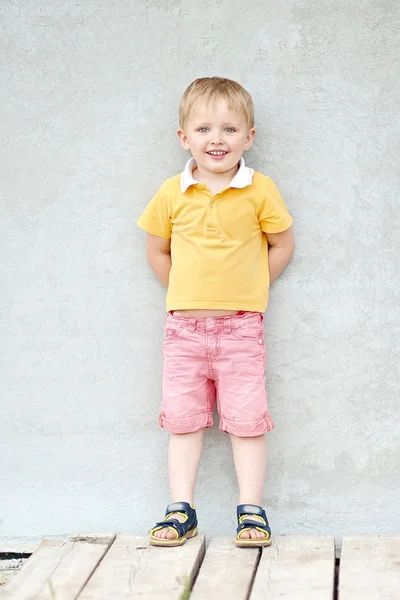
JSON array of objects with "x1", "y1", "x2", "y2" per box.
[{"x1": 179, "y1": 77, "x2": 254, "y2": 129}]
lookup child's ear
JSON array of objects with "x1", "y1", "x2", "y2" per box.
[
  {"x1": 244, "y1": 128, "x2": 256, "y2": 150},
  {"x1": 177, "y1": 128, "x2": 190, "y2": 151}
]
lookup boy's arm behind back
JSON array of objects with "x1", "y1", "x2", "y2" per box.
[
  {"x1": 146, "y1": 233, "x2": 171, "y2": 288},
  {"x1": 266, "y1": 226, "x2": 295, "y2": 284}
]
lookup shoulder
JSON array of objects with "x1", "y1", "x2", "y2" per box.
[
  {"x1": 156, "y1": 174, "x2": 181, "y2": 194},
  {"x1": 249, "y1": 171, "x2": 289, "y2": 215},
  {"x1": 248, "y1": 171, "x2": 277, "y2": 202},
  {"x1": 251, "y1": 171, "x2": 274, "y2": 188}
]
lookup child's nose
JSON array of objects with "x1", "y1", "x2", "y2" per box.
[{"x1": 211, "y1": 134, "x2": 222, "y2": 144}]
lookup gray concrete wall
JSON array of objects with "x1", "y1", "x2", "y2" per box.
[{"x1": 1, "y1": 0, "x2": 399, "y2": 543}]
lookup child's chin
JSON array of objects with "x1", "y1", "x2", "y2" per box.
[{"x1": 210, "y1": 161, "x2": 235, "y2": 171}]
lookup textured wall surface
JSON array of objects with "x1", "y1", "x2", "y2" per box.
[{"x1": 1, "y1": 0, "x2": 399, "y2": 543}]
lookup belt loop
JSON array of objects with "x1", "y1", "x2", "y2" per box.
[{"x1": 191, "y1": 318, "x2": 197, "y2": 333}]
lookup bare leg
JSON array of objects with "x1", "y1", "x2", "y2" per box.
[
  {"x1": 230, "y1": 433, "x2": 268, "y2": 540},
  {"x1": 153, "y1": 430, "x2": 205, "y2": 539}
]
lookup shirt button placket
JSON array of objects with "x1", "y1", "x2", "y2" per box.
[{"x1": 206, "y1": 194, "x2": 217, "y2": 233}]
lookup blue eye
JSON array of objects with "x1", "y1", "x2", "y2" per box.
[
  {"x1": 225, "y1": 127, "x2": 236, "y2": 133},
  {"x1": 198, "y1": 127, "x2": 209, "y2": 133}
]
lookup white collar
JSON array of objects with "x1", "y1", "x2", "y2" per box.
[{"x1": 180, "y1": 157, "x2": 254, "y2": 193}]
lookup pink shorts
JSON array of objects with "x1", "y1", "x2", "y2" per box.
[{"x1": 159, "y1": 311, "x2": 274, "y2": 437}]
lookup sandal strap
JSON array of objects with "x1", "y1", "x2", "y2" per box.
[
  {"x1": 238, "y1": 518, "x2": 270, "y2": 530},
  {"x1": 165, "y1": 501, "x2": 193, "y2": 515},
  {"x1": 153, "y1": 518, "x2": 189, "y2": 538},
  {"x1": 236, "y1": 504, "x2": 271, "y2": 536},
  {"x1": 237, "y1": 521, "x2": 271, "y2": 537},
  {"x1": 150, "y1": 501, "x2": 198, "y2": 539},
  {"x1": 155, "y1": 518, "x2": 182, "y2": 528},
  {"x1": 237, "y1": 503, "x2": 265, "y2": 518}
]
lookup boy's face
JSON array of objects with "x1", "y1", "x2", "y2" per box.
[{"x1": 177, "y1": 99, "x2": 255, "y2": 176}]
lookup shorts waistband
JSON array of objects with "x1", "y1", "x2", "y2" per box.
[{"x1": 167, "y1": 311, "x2": 263, "y2": 333}]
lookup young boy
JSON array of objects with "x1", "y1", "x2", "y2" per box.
[{"x1": 138, "y1": 77, "x2": 294, "y2": 547}]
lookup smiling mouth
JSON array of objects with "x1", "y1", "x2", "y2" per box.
[{"x1": 207, "y1": 150, "x2": 228, "y2": 156}]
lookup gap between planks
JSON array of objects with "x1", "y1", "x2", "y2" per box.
[
  {"x1": 2, "y1": 533, "x2": 115, "y2": 600},
  {"x1": 191, "y1": 535, "x2": 335, "y2": 600},
  {"x1": 78, "y1": 534, "x2": 205, "y2": 600},
  {"x1": 339, "y1": 535, "x2": 400, "y2": 600},
  {"x1": 4, "y1": 533, "x2": 400, "y2": 600}
]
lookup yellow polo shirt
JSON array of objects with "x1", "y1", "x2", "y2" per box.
[{"x1": 137, "y1": 158, "x2": 293, "y2": 312}]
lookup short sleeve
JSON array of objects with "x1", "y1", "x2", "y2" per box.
[
  {"x1": 259, "y1": 177, "x2": 293, "y2": 234},
  {"x1": 137, "y1": 183, "x2": 172, "y2": 239}
]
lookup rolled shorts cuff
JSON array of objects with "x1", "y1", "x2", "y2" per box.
[
  {"x1": 219, "y1": 413, "x2": 274, "y2": 437},
  {"x1": 158, "y1": 411, "x2": 213, "y2": 434}
]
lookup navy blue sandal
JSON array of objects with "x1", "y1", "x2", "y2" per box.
[
  {"x1": 235, "y1": 503, "x2": 272, "y2": 547},
  {"x1": 150, "y1": 502, "x2": 198, "y2": 547}
]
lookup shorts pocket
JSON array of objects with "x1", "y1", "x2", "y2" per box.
[
  {"x1": 231, "y1": 324, "x2": 264, "y2": 342},
  {"x1": 164, "y1": 322, "x2": 188, "y2": 341}
]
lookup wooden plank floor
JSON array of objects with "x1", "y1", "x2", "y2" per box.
[
  {"x1": 190, "y1": 537, "x2": 258, "y2": 600},
  {"x1": 2, "y1": 533, "x2": 400, "y2": 599},
  {"x1": 339, "y1": 535, "x2": 400, "y2": 599},
  {"x1": 79, "y1": 534, "x2": 205, "y2": 600},
  {"x1": 251, "y1": 535, "x2": 335, "y2": 599},
  {"x1": 2, "y1": 534, "x2": 115, "y2": 600}
]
